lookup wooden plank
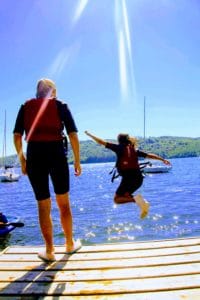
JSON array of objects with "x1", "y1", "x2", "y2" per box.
[
  {"x1": 0, "y1": 262, "x2": 200, "y2": 282},
  {"x1": 1, "y1": 289, "x2": 200, "y2": 299},
  {"x1": 4, "y1": 237, "x2": 200, "y2": 254},
  {"x1": 0, "y1": 252, "x2": 200, "y2": 271},
  {"x1": 0, "y1": 274, "x2": 200, "y2": 295},
  {"x1": 35, "y1": 289, "x2": 200, "y2": 300},
  {"x1": 1, "y1": 245, "x2": 200, "y2": 261}
]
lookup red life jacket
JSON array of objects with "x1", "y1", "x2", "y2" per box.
[
  {"x1": 117, "y1": 144, "x2": 139, "y2": 171},
  {"x1": 24, "y1": 98, "x2": 63, "y2": 142}
]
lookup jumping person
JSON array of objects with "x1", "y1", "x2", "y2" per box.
[
  {"x1": 13, "y1": 78, "x2": 82, "y2": 262},
  {"x1": 85, "y1": 131, "x2": 171, "y2": 219}
]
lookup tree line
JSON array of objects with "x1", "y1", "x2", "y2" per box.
[{"x1": 1, "y1": 136, "x2": 200, "y2": 167}]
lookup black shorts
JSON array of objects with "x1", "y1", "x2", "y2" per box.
[
  {"x1": 26, "y1": 141, "x2": 69, "y2": 200},
  {"x1": 116, "y1": 169, "x2": 143, "y2": 196}
]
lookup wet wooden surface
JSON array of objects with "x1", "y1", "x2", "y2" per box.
[{"x1": 0, "y1": 236, "x2": 200, "y2": 299}]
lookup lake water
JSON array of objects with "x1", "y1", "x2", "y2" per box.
[{"x1": 0, "y1": 157, "x2": 200, "y2": 250}]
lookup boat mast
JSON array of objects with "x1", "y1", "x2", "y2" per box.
[
  {"x1": 2, "y1": 110, "x2": 6, "y2": 167},
  {"x1": 143, "y1": 96, "x2": 146, "y2": 144}
]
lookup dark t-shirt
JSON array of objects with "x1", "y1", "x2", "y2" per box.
[{"x1": 106, "y1": 142, "x2": 147, "y2": 157}]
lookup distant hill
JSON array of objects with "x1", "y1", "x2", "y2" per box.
[
  {"x1": 1, "y1": 136, "x2": 199, "y2": 167},
  {"x1": 77, "y1": 136, "x2": 200, "y2": 164}
]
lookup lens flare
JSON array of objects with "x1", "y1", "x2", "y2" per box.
[
  {"x1": 48, "y1": 43, "x2": 80, "y2": 77},
  {"x1": 72, "y1": 0, "x2": 89, "y2": 25},
  {"x1": 119, "y1": 30, "x2": 129, "y2": 99},
  {"x1": 48, "y1": 0, "x2": 90, "y2": 77},
  {"x1": 115, "y1": 0, "x2": 137, "y2": 104}
]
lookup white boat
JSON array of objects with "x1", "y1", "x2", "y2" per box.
[
  {"x1": 143, "y1": 164, "x2": 172, "y2": 174},
  {"x1": 142, "y1": 97, "x2": 172, "y2": 174},
  {"x1": 0, "y1": 167, "x2": 20, "y2": 182},
  {"x1": 0, "y1": 111, "x2": 20, "y2": 182}
]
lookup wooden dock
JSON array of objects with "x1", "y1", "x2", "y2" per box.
[{"x1": 0, "y1": 236, "x2": 200, "y2": 299}]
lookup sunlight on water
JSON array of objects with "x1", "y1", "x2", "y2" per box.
[
  {"x1": 85, "y1": 231, "x2": 96, "y2": 238},
  {"x1": 152, "y1": 214, "x2": 163, "y2": 221},
  {"x1": 106, "y1": 221, "x2": 145, "y2": 242},
  {"x1": 1, "y1": 158, "x2": 200, "y2": 249}
]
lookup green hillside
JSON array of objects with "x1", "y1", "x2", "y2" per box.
[
  {"x1": 77, "y1": 136, "x2": 200, "y2": 164},
  {"x1": 1, "y1": 136, "x2": 200, "y2": 167}
]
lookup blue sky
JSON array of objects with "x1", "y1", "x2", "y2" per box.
[{"x1": 0, "y1": 0, "x2": 200, "y2": 155}]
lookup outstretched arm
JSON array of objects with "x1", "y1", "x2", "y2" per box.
[
  {"x1": 146, "y1": 152, "x2": 171, "y2": 165},
  {"x1": 85, "y1": 131, "x2": 106, "y2": 146}
]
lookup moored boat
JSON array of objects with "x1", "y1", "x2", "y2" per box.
[
  {"x1": 0, "y1": 110, "x2": 20, "y2": 182},
  {"x1": 143, "y1": 164, "x2": 172, "y2": 173},
  {"x1": 0, "y1": 167, "x2": 20, "y2": 182}
]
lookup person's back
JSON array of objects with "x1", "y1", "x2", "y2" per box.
[
  {"x1": 23, "y1": 98, "x2": 63, "y2": 142},
  {"x1": 116, "y1": 143, "x2": 139, "y2": 173},
  {"x1": 13, "y1": 78, "x2": 82, "y2": 262}
]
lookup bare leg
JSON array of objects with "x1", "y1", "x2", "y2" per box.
[
  {"x1": 134, "y1": 194, "x2": 150, "y2": 219},
  {"x1": 37, "y1": 198, "x2": 54, "y2": 257},
  {"x1": 114, "y1": 193, "x2": 149, "y2": 219},
  {"x1": 56, "y1": 192, "x2": 74, "y2": 252}
]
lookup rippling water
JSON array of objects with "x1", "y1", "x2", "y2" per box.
[{"x1": 0, "y1": 157, "x2": 200, "y2": 250}]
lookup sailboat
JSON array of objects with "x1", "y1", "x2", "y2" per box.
[
  {"x1": 142, "y1": 97, "x2": 172, "y2": 174},
  {"x1": 0, "y1": 111, "x2": 20, "y2": 182}
]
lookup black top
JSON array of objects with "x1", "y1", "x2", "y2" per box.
[{"x1": 106, "y1": 142, "x2": 147, "y2": 159}]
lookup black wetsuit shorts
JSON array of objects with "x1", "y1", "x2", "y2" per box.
[
  {"x1": 116, "y1": 169, "x2": 143, "y2": 196},
  {"x1": 26, "y1": 140, "x2": 69, "y2": 200}
]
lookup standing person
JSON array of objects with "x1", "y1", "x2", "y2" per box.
[
  {"x1": 85, "y1": 131, "x2": 171, "y2": 219},
  {"x1": 13, "y1": 78, "x2": 82, "y2": 262}
]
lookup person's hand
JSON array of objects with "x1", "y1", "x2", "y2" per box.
[
  {"x1": 85, "y1": 130, "x2": 89, "y2": 136},
  {"x1": 163, "y1": 159, "x2": 171, "y2": 165},
  {"x1": 20, "y1": 156, "x2": 27, "y2": 175},
  {"x1": 74, "y1": 162, "x2": 81, "y2": 176}
]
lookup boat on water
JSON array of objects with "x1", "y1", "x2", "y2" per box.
[
  {"x1": 142, "y1": 97, "x2": 172, "y2": 174},
  {"x1": 143, "y1": 163, "x2": 172, "y2": 173},
  {"x1": 0, "y1": 110, "x2": 20, "y2": 182},
  {"x1": 139, "y1": 160, "x2": 172, "y2": 174},
  {"x1": 0, "y1": 166, "x2": 20, "y2": 182}
]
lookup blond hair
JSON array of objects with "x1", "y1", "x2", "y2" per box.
[
  {"x1": 128, "y1": 136, "x2": 138, "y2": 148},
  {"x1": 117, "y1": 133, "x2": 138, "y2": 148},
  {"x1": 36, "y1": 78, "x2": 57, "y2": 98}
]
